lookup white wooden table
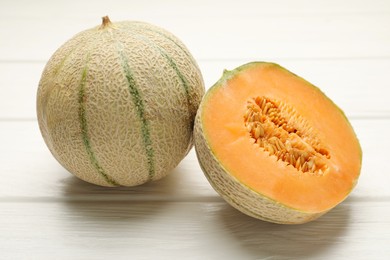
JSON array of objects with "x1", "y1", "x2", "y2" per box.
[{"x1": 1, "y1": 0, "x2": 389, "y2": 259}]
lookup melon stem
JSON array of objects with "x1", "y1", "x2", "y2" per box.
[{"x1": 100, "y1": 16, "x2": 112, "y2": 29}]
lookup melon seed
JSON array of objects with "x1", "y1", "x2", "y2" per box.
[{"x1": 244, "y1": 96, "x2": 330, "y2": 174}]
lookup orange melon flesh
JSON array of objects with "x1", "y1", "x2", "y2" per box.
[{"x1": 201, "y1": 62, "x2": 361, "y2": 213}]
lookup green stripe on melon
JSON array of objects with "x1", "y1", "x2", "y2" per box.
[
  {"x1": 36, "y1": 16, "x2": 205, "y2": 187},
  {"x1": 118, "y1": 48, "x2": 155, "y2": 181},
  {"x1": 129, "y1": 22, "x2": 202, "y2": 89},
  {"x1": 78, "y1": 62, "x2": 120, "y2": 186}
]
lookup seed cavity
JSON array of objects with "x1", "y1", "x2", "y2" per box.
[{"x1": 244, "y1": 96, "x2": 330, "y2": 175}]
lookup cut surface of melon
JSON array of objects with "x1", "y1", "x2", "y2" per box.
[{"x1": 194, "y1": 62, "x2": 361, "y2": 223}]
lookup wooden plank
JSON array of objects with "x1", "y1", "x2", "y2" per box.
[
  {"x1": 0, "y1": 1, "x2": 389, "y2": 61},
  {"x1": 0, "y1": 119, "x2": 388, "y2": 201},
  {"x1": 1, "y1": 59, "x2": 390, "y2": 119},
  {"x1": 3, "y1": 0, "x2": 389, "y2": 19},
  {"x1": 0, "y1": 200, "x2": 389, "y2": 259},
  {"x1": 0, "y1": 62, "x2": 42, "y2": 120}
]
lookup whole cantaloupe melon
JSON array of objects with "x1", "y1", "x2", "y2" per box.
[{"x1": 37, "y1": 16, "x2": 205, "y2": 187}]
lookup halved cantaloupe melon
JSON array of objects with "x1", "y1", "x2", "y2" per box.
[{"x1": 194, "y1": 62, "x2": 362, "y2": 224}]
